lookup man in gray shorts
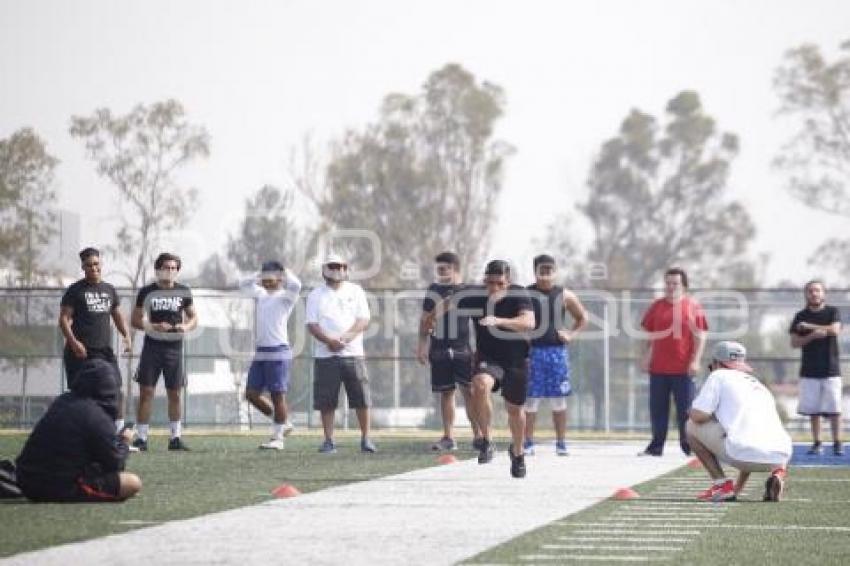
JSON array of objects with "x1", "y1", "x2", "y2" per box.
[
  {"x1": 790, "y1": 280, "x2": 843, "y2": 456},
  {"x1": 306, "y1": 254, "x2": 375, "y2": 454},
  {"x1": 687, "y1": 342, "x2": 792, "y2": 503}
]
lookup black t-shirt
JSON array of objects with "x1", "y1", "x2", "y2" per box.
[
  {"x1": 456, "y1": 285, "x2": 533, "y2": 366},
  {"x1": 790, "y1": 305, "x2": 841, "y2": 378},
  {"x1": 135, "y1": 282, "x2": 193, "y2": 345},
  {"x1": 422, "y1": 283, "x2": 471, "y2": 351},
  {"x1": 60, "y1": 279, "x2": 120, "y2": 350}
]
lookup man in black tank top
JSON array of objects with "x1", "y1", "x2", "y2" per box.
[
  {"x1": 524, "y1": 255, "x2": 587, "y2": 456},
  {"x1": 418, "y1": 252, "x2": 482, "y2": 452}
]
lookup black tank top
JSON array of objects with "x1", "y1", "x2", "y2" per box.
[{"x1": 528, "y1": 284, "x2": 566, "y2": 346}]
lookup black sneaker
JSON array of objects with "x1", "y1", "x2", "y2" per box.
[
  {"x1": 763, "y1": 473, "x2": 784, "y2": 502},
  {"x1": 806, "y1": 442, "x2": 822, "y2": 456},
  {"x1": 168, "y1": 437, "x2": 190, "y2": 451},
  {"x1": 834, "y1": 442, "x2": 844, "y2": 456},
  {"x1": 131, "y1": 437, "x2": 148, "y2": 452},
  {"x1": 477, "y1": 438, "x2": 494, "y2": 464},
  {"x1": 509, "y1": 445, "x2": 526, "y2": 479},
  {"x1": 472, "y1": 437, "x2": 485, "y2": 451}
]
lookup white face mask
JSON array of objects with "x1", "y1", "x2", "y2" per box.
[{"x1": 156, "y1": 268, "x2": 177, "y2": 284}]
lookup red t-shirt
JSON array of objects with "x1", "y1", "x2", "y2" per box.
[{"x1": 641, "y1": 296, "x2": 708, "y2": 375}]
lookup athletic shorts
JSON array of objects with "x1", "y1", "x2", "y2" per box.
[
  {"x1": 473, "y1": 358, "x2": 528, "y2": 406},
  {"x1": 527, "y1": 345, "x2": 571, "y2": 398},
  {"x1": 429, "y1": 347, "x2": 472, "y2": 392},
  {"x1": 135, "y1": 340, "x2": 185, "y2": 390},
  {"x1": 63, "y1": 347, "x2": 122, "y2": 391},
  {"x1": 246, "y1": 345, "x2": 292, "y2": 394},
  {"x1": 19, "y1": 471, "x2": 121, "y2": 503},
  {"x1": 797, "y1": 376, "x2": 842, "y2": 416},
  {"x1": 685, "y1": 419, "x2": 779, "y2": 473},
  {"x1": 313, "y1": 357, "x2": 370, "y2": 410}
]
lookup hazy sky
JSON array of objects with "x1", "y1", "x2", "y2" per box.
[{"x1": 2, "y1": 0, "x2": 848, "y2": 285}]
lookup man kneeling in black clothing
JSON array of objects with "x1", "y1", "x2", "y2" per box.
[{"x1": 16, "y1": 359, "x2": 142, "y2": 502}]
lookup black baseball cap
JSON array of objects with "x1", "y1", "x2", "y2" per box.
[
  {"x1": 533, "y1": 254, "x2": 556, "y2": 269},
  {"x1": 260, "y1": 260, "x2": 284, "y2": 274}
]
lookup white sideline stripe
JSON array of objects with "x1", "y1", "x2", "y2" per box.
[
  {"x1": 560, "y1": 522, "x2": 850, "y2": 532},
  {"x1": 620, "y1": 506, "x2": 725, "y2": 511},
  {"x1": 612, "y1": 512, "x2": 724, "y2": 517},
  {"x1": 621, "y1": 501, "x2": 736, "y2": 506},
  {"x1": 557, "y1": 537, "x2": 692, "y2": 543},
  {"x1": 600, "y1": 516, "x2": 719, "y2": 522},
  {"x1": 520, "y1": 555, "x2": 668, "y2": 562},
  {"x1": 574, "y1": 530, "x2": 701, "y2": 536},
  {"x1": 543, "y1": 544, "x2": 683, "y2": 551},
  {"x1": 789, "y1": 478, "x2": 850, "y2": 482},
  {"x1": 1, "y1": 442, "x2": 687, "y2": 566}
]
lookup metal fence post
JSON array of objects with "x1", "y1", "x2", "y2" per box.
[{"x1": 603, "y1": 302, "x2": 611, "y2": 433}]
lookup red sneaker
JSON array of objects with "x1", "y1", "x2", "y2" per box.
[{"x1": 697, "y1": 479, "x2": 736, "y2": 502}]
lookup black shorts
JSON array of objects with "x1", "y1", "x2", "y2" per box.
[
  {"x1": 313, "y1": 357, "x2": 371, "y2": 411},
  {"x1": 63, "y1": 347, "x2": 122, "y2": 391},
  {"x1": 19, "y1": 471, "x2": 121, "y2": 503},
  {"x1": 135, "y1": 340, "x2": 185, "y2": 390},
  {"x1": 429, "y1": 347, "x2": 473, "y2": 392},
  {"x1": 473, "y1": 358, "x2": 528, "y2": 406}
]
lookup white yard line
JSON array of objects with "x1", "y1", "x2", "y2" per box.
[
  {"x1": 2, "y1": 442, "x2": 687, "y2": 566},
  {"x1": 556, "y1": 537, "x2": 692, "y2": 543},
  {"x1": 542, "y1": 544, "x2": 683, "y2": 551},
  {"x1": 519, "y1": 555, "x2": 668, "y2": 562}
]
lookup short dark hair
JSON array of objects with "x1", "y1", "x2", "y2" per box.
[
  {"x1": 154, "y1": 252, "x2": 182, "y2": 271},
  {"x1": 434, "y1": 251, "x2": 460, "y2": 268},
  {"x1": 804, "y1": 279, "x2": 826, "y2": 293},
  {"x1": 533, "y1": 254, "x2": 556, "y2": 269},
  {"x1": 484, "y1": 259, "x2": 511, "y2": 278},
  {"x1": 664, "y1": 267, "x2": 689, "y2": 289},
  {"x1": 261, "y1": 260, "x2": 284, "y2": 273},
  {"x1": 79, "y1": 247, "x2": 100, "y2": 262}
]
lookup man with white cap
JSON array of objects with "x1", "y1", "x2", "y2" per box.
[
  {"x1": 306, "y1": 253, "x2": 375, "y2": 453},
  {"x1": 687, "y1": 341, "x2": 792, "y2": 503}
]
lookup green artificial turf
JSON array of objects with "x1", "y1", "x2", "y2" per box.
[
  {"x1": 0, "y1": 433, "x2": 448, "y2": 557},
  {"x1": 465, "y1": 465, "x2": 850, "y2": 565}
]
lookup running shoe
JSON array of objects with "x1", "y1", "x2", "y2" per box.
[
  {"x1": 478, "y1": 438, "x2": 494, "y2": 464},
  {"x1": 509, "y1": 445, "x2": 527, "y2": 478},
  {"x1": 431, "y1": 437, "x2": 457, "y2": 451},
  {"x1": 522, "y1": 439, "x2": 535, "y2": 456},
  {"x1": 555, "y1": 440, "x2": 569, "y2": 456},
  {"x1": 697, "y1": 479, "x2": 736, "y2": 502},
  {"x1": 318, "y1": 439, "x2": 337, "y2": 454},
  {"x1": 259, "y1": 438, "x2": 285, "y2": 450},
  {"x1": 167, "y1": 437, "x2": 190, "y2": 451}
]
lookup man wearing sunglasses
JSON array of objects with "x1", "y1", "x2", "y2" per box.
[
  {"x1": 130, "y1": 252, "x2": 197, "y2": 452},
  {"x1": 306, "y1": 253, "x2": 375, "y2": 454}
]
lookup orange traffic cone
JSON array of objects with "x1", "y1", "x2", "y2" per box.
[
  {"x1": 271, "y1": 484, "x2": 301, "y2": 498},
  {"x1": 612, "y1": 487, "x2": 640, "y2": 500},
  {"x1": 437, "y1": 454, "x2": 458, "y2": 465}
]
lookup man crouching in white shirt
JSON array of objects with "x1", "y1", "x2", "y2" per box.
[{"x1": 687, "y1": 341, "x2": 792, "y2": 503}]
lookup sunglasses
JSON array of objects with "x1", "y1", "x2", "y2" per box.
[{"x1": 326, "y1": 263, "x2": 346, "y2": 270}]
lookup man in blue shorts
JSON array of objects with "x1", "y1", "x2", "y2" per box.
[
  {"x1": 524, "y1": 254, "x2": 587, "y2": 456},
  {"x1": 240, "y1": 261, "x2": 302, "y2": 450}
]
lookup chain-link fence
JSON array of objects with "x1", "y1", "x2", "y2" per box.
[{"x1": 1, "y1": 287, "x2": 849, "y2": 432}]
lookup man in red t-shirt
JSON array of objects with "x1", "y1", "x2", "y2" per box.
[{"x1": 638, "y1": 268, "x2": 708, "y2": 456}]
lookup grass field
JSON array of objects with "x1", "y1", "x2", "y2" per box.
[
  {"x1": 0, "y1": 433, "x2": 450, "y2": 558},
  {"x1": 465, "y1": 463, "x2": 850, "y2": 565},
  {"x1": 2, "y1": 433, "x2": 849, "y2": 564}
]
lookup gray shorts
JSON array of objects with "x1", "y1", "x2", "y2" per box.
[
  {"x1": 313, "y1": 357, "x2": 371, "y2": 411},
  {"x1": 797, "y1": 376, "x2": 842, "y2": 416}
]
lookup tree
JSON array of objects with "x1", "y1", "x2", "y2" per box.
[
  {"x1": 305, "y1": 64, "x2": 513, "y2": 286},
  {"x1": 0, "y1": 128, "x2": 59, "y2": 286},
  {"x1": 572, "y1": 91, "x2": 757, "y2": 289},
  {"x1": 227, "y1": 185, "x2": 308, "y2": 274},
  {"x1": 69, "y1": 99, "x2": 210, "y2": 288},
  {"x1": 774, "y1": 39, "x2": 850, "y2": 279}
]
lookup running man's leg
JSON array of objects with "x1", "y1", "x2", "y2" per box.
[
  {"x1": 439, "y1": 390, "x2": 455, "y2": 440},
  {"x1": 647, "y1": 375, "x2": 672, "y2": 454},
  {"x1": 471, "y1": 372, "x2": 495, "y2": 441}
]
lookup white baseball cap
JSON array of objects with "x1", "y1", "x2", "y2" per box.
[{"x1": 323, "y1": 253, "x2": 347, "y2": 266}]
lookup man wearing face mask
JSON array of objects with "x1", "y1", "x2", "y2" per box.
[
  {"x1": 306, "y1": 253, "x2": 374, "y2": 454},
  {"x1": 15, "y1": 359, "x2": 142, "y2": 502},
  {"x1": 131, "y1": 252, "x2": 197, "y2": 451},
  {"x1": 241, "y1": 260, "x2": 302, "y2": 450}
]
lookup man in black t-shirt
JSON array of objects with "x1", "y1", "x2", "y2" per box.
[
  {"x1": 430, "y1": 259, "x2": 535, "y2": 478},
  {"x1": 789, "y1": 280, "x2": 843, "y2": 456},
  {"x1": 418, "y1": 252, "x2": 481, "y2": 452},
  {"x1": 58, "y1": 247, "x2": 132, "y2": 431},
  {"x1": 130, "y1": 252, "x2": 198, "y2": 452}
]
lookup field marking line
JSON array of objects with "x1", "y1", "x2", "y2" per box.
[
  {"x1": 519, "y1": 555, "x2": 668, "y2": 562},
  {"x1": 542, "y1": 544, "x2": 683, "y2": 551},
  {"x1": 556, "y1": 537, "x2": 692, "y2": 543}
]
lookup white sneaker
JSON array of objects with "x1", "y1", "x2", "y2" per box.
[
  {"x1": 282, "y1": 422, "x2": 295, "y2": 437},
  {"x1": 260, "y1": 438, "x2": 285, "y2": 450}
]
